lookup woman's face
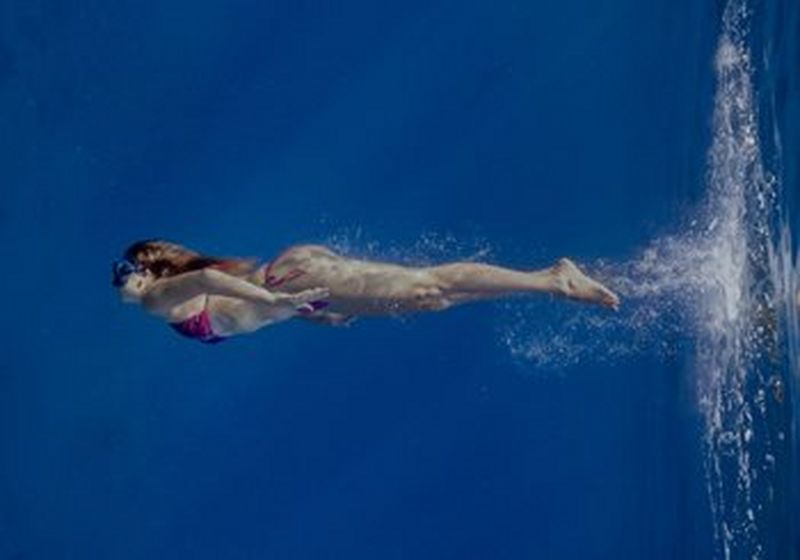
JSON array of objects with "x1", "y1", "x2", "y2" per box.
[
  {"x1": 113, "y1": 260, "x2": 156, "y2": 303},
  {"x1": 117, "y1": 271, "x2": 155, "y2": 302}
]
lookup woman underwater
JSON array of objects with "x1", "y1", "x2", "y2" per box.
[{"x1": 112, "y1": 239, "x2": 621, "y2": 344}]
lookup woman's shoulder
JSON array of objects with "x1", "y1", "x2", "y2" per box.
[{"x1": 143, "y1": 288, "x2": 207, "y2": 322}]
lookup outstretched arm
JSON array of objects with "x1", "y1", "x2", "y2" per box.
[{"x1": 142, "y1": 268, "x2": 327, "y2": 314}]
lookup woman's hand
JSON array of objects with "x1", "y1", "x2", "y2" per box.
[{"x1": 275, "y1": 288, "x2": 330, "y2": 309}]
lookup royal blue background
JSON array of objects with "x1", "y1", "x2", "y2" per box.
[{"x1": 0, "y1": 1, "x2": 794, "y2": 558}]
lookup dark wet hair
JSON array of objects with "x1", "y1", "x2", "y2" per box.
[{"x1": 122, "y1": 239, "x2": 258, "y2": 279}]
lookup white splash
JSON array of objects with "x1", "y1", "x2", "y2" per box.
[
  {"x1": 697, "y1": 3, "x2": 771, "y2": 555},
  {"x1": 502, "y1": 0, "x2": 795, "y2": 556}
]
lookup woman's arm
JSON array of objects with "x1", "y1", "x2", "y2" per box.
[{"x1": 142, "y1": 268, "x2": 327, "y2": 314}]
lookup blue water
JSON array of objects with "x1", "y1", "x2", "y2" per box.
[{"x1": 0, "y1": 0, "x2": 797, "y2": 558}]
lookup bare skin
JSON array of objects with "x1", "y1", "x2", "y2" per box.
[{"x1": 117, "y1": 244, "x2": 620, "y2": 338}]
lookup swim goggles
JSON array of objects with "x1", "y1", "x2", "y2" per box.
[{"x1": 112, "y1": 259, "x2": 141, "y2": 287}]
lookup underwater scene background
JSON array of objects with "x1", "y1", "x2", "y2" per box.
[{"x1": 0, "y1": 0, "x2": 797, "y2": 558}]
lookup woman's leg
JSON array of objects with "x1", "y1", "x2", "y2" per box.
[
  {"x1": 259, "y1": 245, "x2": 619, "y2": 316},
  {"x1": 426, "y1": 258, "x2": 619, "y2": 309}
]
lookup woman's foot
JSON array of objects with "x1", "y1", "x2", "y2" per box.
[{"x1": 551, "y1": 258, "x2": 620, "y2": 310}]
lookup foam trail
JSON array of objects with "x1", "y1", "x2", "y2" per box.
[
  {"x1": 324, "y1": 227, "x2": 493, "y2": 266},
  {"x1": 500, "y1": 226, "x2": 743, "y2": 371}
]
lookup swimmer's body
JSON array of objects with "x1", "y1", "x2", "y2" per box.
[{"x1": 113, "y1": 240, "x2": 620, "y2": 344}]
